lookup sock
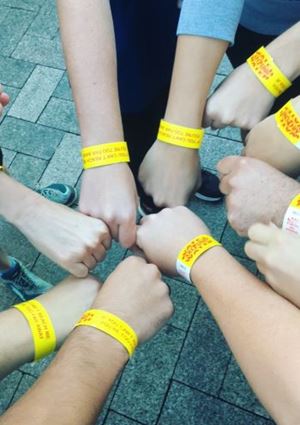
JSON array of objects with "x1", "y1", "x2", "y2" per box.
[{"x1": 0, "y1": 257, "x2": 20, "y2": 279}]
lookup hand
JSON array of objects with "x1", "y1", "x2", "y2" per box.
[
  {"x1": 79, "y1": 164, "x2": 138, "y2": 248},
  {"x1": 138, "y1": 141, "x2": 201, "y2": 207},
  {"x1": 17, "y1": 194, "x2": 111, "y2": 278},
  {"x1": 244, "y1": 96, "x2": 300, "y2": 177},
  {"x1": 245, "y1": 223, "x2": 300, "y2": 308},
  {"x1": 0, "y1": 84, "x2": 9, "y2": 117},
  {"x1": 137, "y1": 206, "x2": 209, "y2": 275},
  {"x1": 93, "y1": 256, "x2": 174, "y2": 344},
  {"x1": 204, "y1": 63, "x2": 274, "y2": 130},
  {"x1": 218, "y1": 156, "x2": 300, "y2": 236}
]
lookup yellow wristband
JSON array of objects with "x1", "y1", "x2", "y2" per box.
[
  {"x1": 247, "y1": 46, "x2": 291, "y2": 97},
  {"x1": 275, "y1": 100, "x2": 300, "y2": 148},
  {"x1": 282, "y1": 194, "x2": 300, "y2": 235},
  {"x1": 14, "y1": 300, "x2": 56, "y2": 361},
  {"x1": 158, "y1": 119, "x2": 204, "y2": 149},
  {"x1": 81, "y1": 142, "x2": 130, "y2": 169},
  {"x1": 74, "y1": 309, "x2": 138, "y2": 357},
  {"x1": 176, "y1": 234, "x2": 221, "y2": 283}
]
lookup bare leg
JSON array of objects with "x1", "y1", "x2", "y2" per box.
[
  {"x1": 0, "y1": 274, "x2": 101, "y2": 380},
  {"x1": 0, "y1": 248, "x2": 10, "y2": 271}
]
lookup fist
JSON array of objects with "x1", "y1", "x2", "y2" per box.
[
  {"x1": 93, "y1": 256, "x2": 174, "y2": 344},
  {"x1": 137, "y1": 206, "x2": 210, "y2": 275}
]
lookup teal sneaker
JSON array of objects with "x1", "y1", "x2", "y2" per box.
[
  {"x1": 37, "y1": 183, "x2": 78, "y2": 207},
  {"x1": 0, "y1": 257, "x2": 53, "y2": 301}
]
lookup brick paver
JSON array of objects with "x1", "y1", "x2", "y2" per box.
[{"x1": 0, "y1": 1, "x2": 274, "y2": 424}]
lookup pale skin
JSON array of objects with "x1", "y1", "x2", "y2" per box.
[
  {"x1": 0, "y1": 274, "x2": 101, "y2": 380},
  {"x1": 138, "y1": 36, "x2": 228, "y2": 207},
  {"x1": 0, "y1": 172, "x2": 111, "y2": 277},
  {"x1": 204, "y1": 21, "x2": 300, "y2": 130},
  {"x1": 56, "y1": 0, "x2": 137, "y2": 248},
  {"x1": 218, "y1": 156, "x2": 300, "y2": 236},
  {"x1": 246, "y1": 223, "x2": 300, "y2": 309},
  {"x1": 244, "y1": 96, "x2": 300, "y2": 177},
  {"x1": 0, "y1": 257, "x2": 173, "y2": 425},
  {"x1": 137, "y1": 207, "x2": 300, "y2": 424}
]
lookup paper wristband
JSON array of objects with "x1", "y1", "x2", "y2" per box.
[
  {"x1": 176, "y1": 235, "x2": 221, "y2": 283},
  {"x1": 275, "y1": 101, "x2": 300, "y2": 148},
  {"x1": 14, "y1": 300, "x2": 56, "y2": 361},
  {"x1": 282, "y1": 194, "x2": 300, "y2": 235},
  {"x1": 74, "y1": 309, "x2": 138, "y2": 357},
  {"x1": 158, "y1": 119, "x2": 204, "y2": 149},
  {"x1": 81, "y1": 142, "x2": 130, "y2": 169},
  {"x1": 247, "y1": 46, "x2": 291, "y2": 97}
]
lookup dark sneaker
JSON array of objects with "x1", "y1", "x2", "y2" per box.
[
  {"x1": 37, "y1": 183, "x2": 78, "y2": 207},
  {"x1": 194, "y1": 170, "x2": 223, "y2": 202},
  {"x1": 0, "y1": 257, "x2": 53, "y2": 301},
  {"x1": 138, "y1": 170, "x2": 223, "y2": 216}
]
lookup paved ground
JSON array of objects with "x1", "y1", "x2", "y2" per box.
[{"x1": 0, "y1": 1, "x2": 275, "y2": 424}]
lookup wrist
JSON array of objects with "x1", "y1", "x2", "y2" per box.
[
  {"x1": 274, "y1": 183, "x2": 300, "y2": 227},
  {"x1": 190, "y1": 245, "x2": 226, "y2": 286}
]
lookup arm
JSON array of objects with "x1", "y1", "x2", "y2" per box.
[
  {"x1": 217, "y1": 156, "x2": 300, "y2": 236},
  {"x1": 139, "y1": 0, "x2": 244, "y2": 207},
  {"x1": 0, "y1": 257, "x2": 173, "y2": 425},
  {"x1": 0, "y1": 172, "x2": 110, "y2": 277},
  {"x1": 205, "y1": 21, "x2": 300, "y2": 130},
  {"x1": 0, "y1": 275, "x2": 100, "y2": 380},
  {"x1": 244, "y1": 96, "x2": 300, "y2": 176},
  {"x1": 137, "y1": 207, "x2": 300, "y2": 424},
  {"x1": 56, "y1": 0, "x2": 137, "y2": 248}
]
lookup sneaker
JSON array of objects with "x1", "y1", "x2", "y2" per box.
[
  {"x1": 37, "y1": 183, "x2": 78, "y2": 207},
  {"x1": 0, "y1": 257, "x2": 53, "y2": 301},
  {"x1": 194, "y1": 170, "x2": 223, "y2": 202},
  {"x1": 138, "y1": 170, "x2": 223, "y2": 216}
]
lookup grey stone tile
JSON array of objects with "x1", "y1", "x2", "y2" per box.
[
  {"x1": 38, "y1": 133, "x2": 81, "y2": 187},
  {"x1": 8, "y1": 65, "x2": 63, "y2": 122},
  {"x1": 9, "y1": 373, "x2": 36, "y2": 406},
  {"x1": 0, "y1": 219, "x2": 39, "y2": 266},
  {"x1": 54, "y1": 72, "x2": 73, "y2": 101},
  {"x1": 0, "y1": 370, "x2": 23, "y2": 415},
  {"x1": 187, "y1": 197, "x2": 227, "y2": 241},
  {"x1": 219, "y1": 126, "x2": 242, "y2": 142},
  {"x1": 32, "y1": 255, "x2": 68, "y2": 285},
  {"x1": 38, "y1": 98, "x2": 79, "y2": 134},
  {"x1": 2, "y1": 148, "x2": 17, "y2": 167},
  {"x1": 9, "y1": 153, "x2": 47, "y2": 189},
  {"x1": 158, "y1": 381, "x2": 273, "y2": 425},
  {"x1": 96, "y1": 381, "x2": 121, "y2": 425},
  {"x1": 0, "y1": 6, "x2": 10, "y2": 25},
  {"x1": 164, "y1": 276, "x2": 199, "y2": 331},
  {"x1": 104, "y1": 412, "x2": 141, "y2": 425},
  {"x1": 0, "y1": 85, "x2": 20, "y2": 124},
  {"x1": 0, "y1": 117, "x2": 64, "y2": 160},
  {"x1": 20, "y1": 353, "x2": 55, "y2": 377},
  {"x1": 0, "y1": 56, "x2": 34, "y2": 88},
  {"x1": 0, "y1": 0, "x2": 43, "y2": 11},
  {"x1": 0, "y1": 8, "x2": 34, "y2": 56},
  {"x1": 217, "y1": 54, "x2": 233, "y2": 76},
  {"x1": 92, "y1": 241, "x2": 127, "y2": 282},
  {"x1": 112, "y1": 326, "x2": 185, "y2": 424},
  {"x1": 0, "y1": 281, "x2": 18, "y2": 311},
  {"x1": 201, "y1": 134, "x2": 242, "y2": 171},
  {"x1": 220, "y1": 357, "x2": 270, "y2": 419},
  {"x1": 28, "y1": 0, "x2": 58, "y2": 39},
  {"x1": 221, "y1": 222, "x2": 248, "y2": 258},
  {"x1": 174, "y1": 299, "x2": 230, "y2": 395},
  {"x1": 13, "y1": 33, "x2": 65, "y2": 69}
]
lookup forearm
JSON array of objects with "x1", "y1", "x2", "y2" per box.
[
  {"x1": 191, "y1": 248, "x2": 300, "y2": 424},
  {"x1": 266, "y1": 21, "x2": 300, "y2": 82},
  {"x1": 0, "y1": 173, "x2": 39, "y2": 227},
  {"x1": 57, "y1": 0, "x2": 123, "y2": 146},
  {"x1": 0, "y1": 327, "x2": 127, "y2": 425},
  {"x1": 165, "y1": 35, "x2": 228, "y2": 127}
]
